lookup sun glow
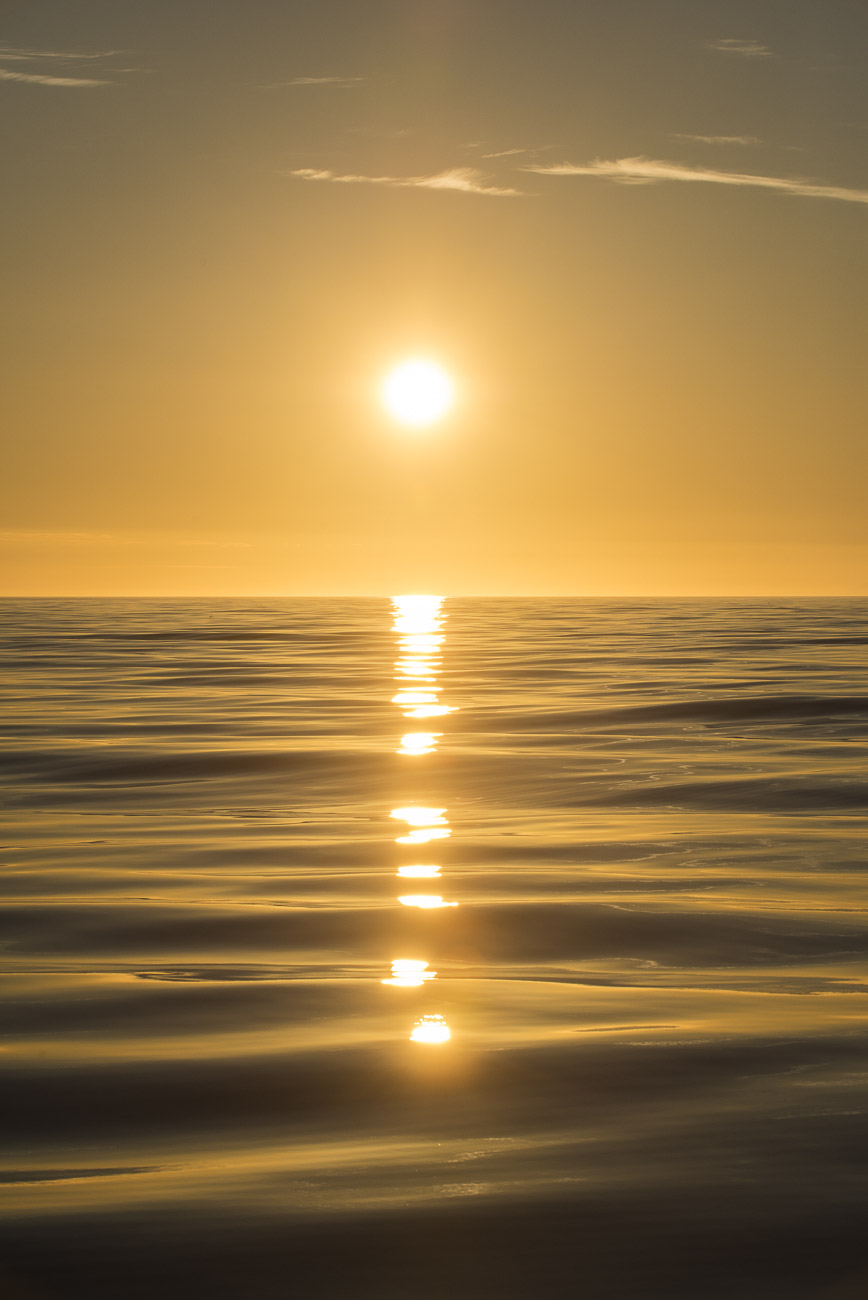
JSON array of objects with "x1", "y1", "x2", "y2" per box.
[{"x1": 382, "y1": 360, "x2": 455, "y2": 428}]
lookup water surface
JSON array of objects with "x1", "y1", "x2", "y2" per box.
[{"x1": 1, "y1": 597, "x2": 867, "y2": 1298}]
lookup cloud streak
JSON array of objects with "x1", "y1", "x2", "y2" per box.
[
  {"x1": 0, "y1": 45, "x2": 120, "y2": 61},
  {"x1": 285, "y1": 75, "x2": 361, "y2": 86},
  {"x1": 671, "y1": 133, "x2": 761, "y2": 146},
  {"x1": 0, "y1": 67, "x2": 109, "y2": 87},
  {"x1": 0, "y1": 43, "x2": 123, "y2": 86},
  {"x1": 707, "y1": 38, "x2": 773, "y2": 58},
  {"x1": 289, "y1": 166, "x2": 520, "y2": 196},
  {"x1": 525, "y1": 156, "x2": 868, "y2": 208}
]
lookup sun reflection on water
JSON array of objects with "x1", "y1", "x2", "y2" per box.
[
  {"x1": 398, "y1": 731, "x2": 442, "y2": 756},
  {"x1": 382, "y1": 959, "x2": 437, "y2": 987},
  {"x1": 399, "y1": 634, "x2": 443, "y2": 653},
  {"x1": 391, "y1": 806, "x2": 450, "y2": 844},
  {"x1": 397, "y1": 828, "x2": 450, "y2": 844},
  {"x1": 391, "y1": 596, "x2": 453, "y2": 699},
  {"x1": 398, "y1": 894, "x2": 457, "y2": 909},
  {"x1": 391, "y1": 806, "x2": 446, "y2": 825},
  {"x1": 392, "y1": 594, "x2": 444, "y2": 631},
  {"x1": 394, "y1": 660, "x2": 437, "y2": 679},
  {"x1": 410, "y1": 1015, "x2": 451, "y2": 1044},
  {"x1": 390, "y1": 597, "x2": 457, "y2": 1047}
]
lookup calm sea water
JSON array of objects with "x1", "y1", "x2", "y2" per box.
[{"x1": 2, "y1": 597, "x2": 868, "y2": 1299}]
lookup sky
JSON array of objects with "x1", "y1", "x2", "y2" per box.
[{"x1": 2, "y1": 0, "x2": 867, "y2": 595}]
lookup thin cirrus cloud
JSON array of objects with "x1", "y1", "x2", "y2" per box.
[
  {"x1": 0, "y1": 43, "x2": 123, "y2": 87},
  {"x1": 0, "y1": 67, "x2": 109, "y2": 86},
  {"x1": 261, "y1": 76, "x2": 362, "y2": 88},
  {"x1": 289, "y1": 166, "x2": 521, "y2": 196},
  {"x1": 671, "y1": 133, "x2": 761, "y2": 147},
  {"x1": 706, "y1": 38, "x2": 774, "y2": 58},
  {"x1": 287, "y1": 76, "x2": 361, "y2": 86},
  {"x1": 0, "y1": 44, "x2": 120, "y2": 61},
  {"x1": 525, "y1": 157, "x2": 868, "y2": 208}
]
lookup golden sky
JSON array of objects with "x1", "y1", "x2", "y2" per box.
[{"x1": 2, "y1": 0, "x2": 867, "y2": 594}]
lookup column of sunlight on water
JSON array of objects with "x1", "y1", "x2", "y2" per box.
[
  {"x1": 389, "y1": 806, "x2": 450, "y2": 845},
  {"x1": 386, "y1": 595, "x2": 458, "y2": 1044},
  {"x1": 381, "y1": 959, "x2": 437, "y2": 988}
]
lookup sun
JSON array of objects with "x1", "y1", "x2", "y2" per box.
[{"x1": 381, "y1": 359, "x2": 455, "y2": 428}]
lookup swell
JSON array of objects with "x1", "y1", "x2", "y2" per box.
[
  {"x1": 588, "y1": 775, "x2": 868, "y2": 812},
  {"x1": 0, "y1": 747, "x2": 372, "y2": 784},
  {"x1": 492, "y1": 695, "x2": 868, "y2": 731},
  {"x1": 2, "y1": 897, "x2": 863, "y2": 966}
]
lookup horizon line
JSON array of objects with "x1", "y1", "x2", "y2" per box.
[{"x1": 2, "y1": 592, "x2": 867, "y2": 601}]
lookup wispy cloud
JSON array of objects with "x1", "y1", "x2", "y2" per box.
[
  {"x1": 289, "y1": 166, "x2": 521, "y2": 196},
  {"x1": 266, "y1": 75, "x2": 362, "y2": 88},
  {"x1": 0, "y1": 45, "x2": 121, "y2": 61},
  {"x1": 0, "y1": 43, "x2": 123, "y2": 87},
  {"x1": 707, "y1": 38, "x2": 774, "y2": 58},
  {"x1": 474, "y1": 144, "x2": 553, "y2": 160},
  {"x1": 526, "y1": 156, "x2": 868, "y2": 207},
  {"x1": 0, "y1": 67, "x2": 108, "y2": 87},
  {"x1": 671, "y1": 133, "x2": 761, "y2": 147}
]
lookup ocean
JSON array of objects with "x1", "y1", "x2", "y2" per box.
[{"x1": 1, "y1": 596, "x2": 867, "y2": 1299}]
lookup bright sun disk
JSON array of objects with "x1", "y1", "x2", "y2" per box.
[{"x1": 382, "y1": 360, "x2": 455, "y2": 428}]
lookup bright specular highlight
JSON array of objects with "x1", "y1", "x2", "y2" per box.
[{"x1": 410, "y1": 1015, "x2": 452, "y2": 1044}]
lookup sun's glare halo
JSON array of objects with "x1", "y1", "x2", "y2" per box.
[{"x1": 382, "y1": 359, "x2": 455, "y2": 428}]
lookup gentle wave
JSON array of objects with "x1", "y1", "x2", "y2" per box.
[{"x1": 494, "y1": 694, "x2": 868, "y2": 729}]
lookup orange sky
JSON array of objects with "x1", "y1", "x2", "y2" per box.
[{"x1": 2, "y1": 0, "x2": 867, "y2": 594}]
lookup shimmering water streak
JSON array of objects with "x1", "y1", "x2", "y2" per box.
[
  {"x1": 390, "y1": 596, "x2": 456, "y2": 1040},
  {"x1": 389, "y1": 807, "x2": 447, "y2": 826},
  {"x1": 398, "y1": 895, "x2": 457, "y2": 910},
  {"x1": 390, "y1": 807, "x2": 450, "y2": 845},
  {"x1": 398, "y1": 731, "x2": 441, "y2": 756},
  {"x1": 394, "y1": 827, "x2": 451, "y2": 845},
  {"x1": 392, "y1": 690, "x2": 455, "y2": 720},
  {"x1": 382, "y1": 959, "x2": 437, "y2": 987},
  {"x1": 410, "y1": 1014, "x2": 451, "y2": 1044}
]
